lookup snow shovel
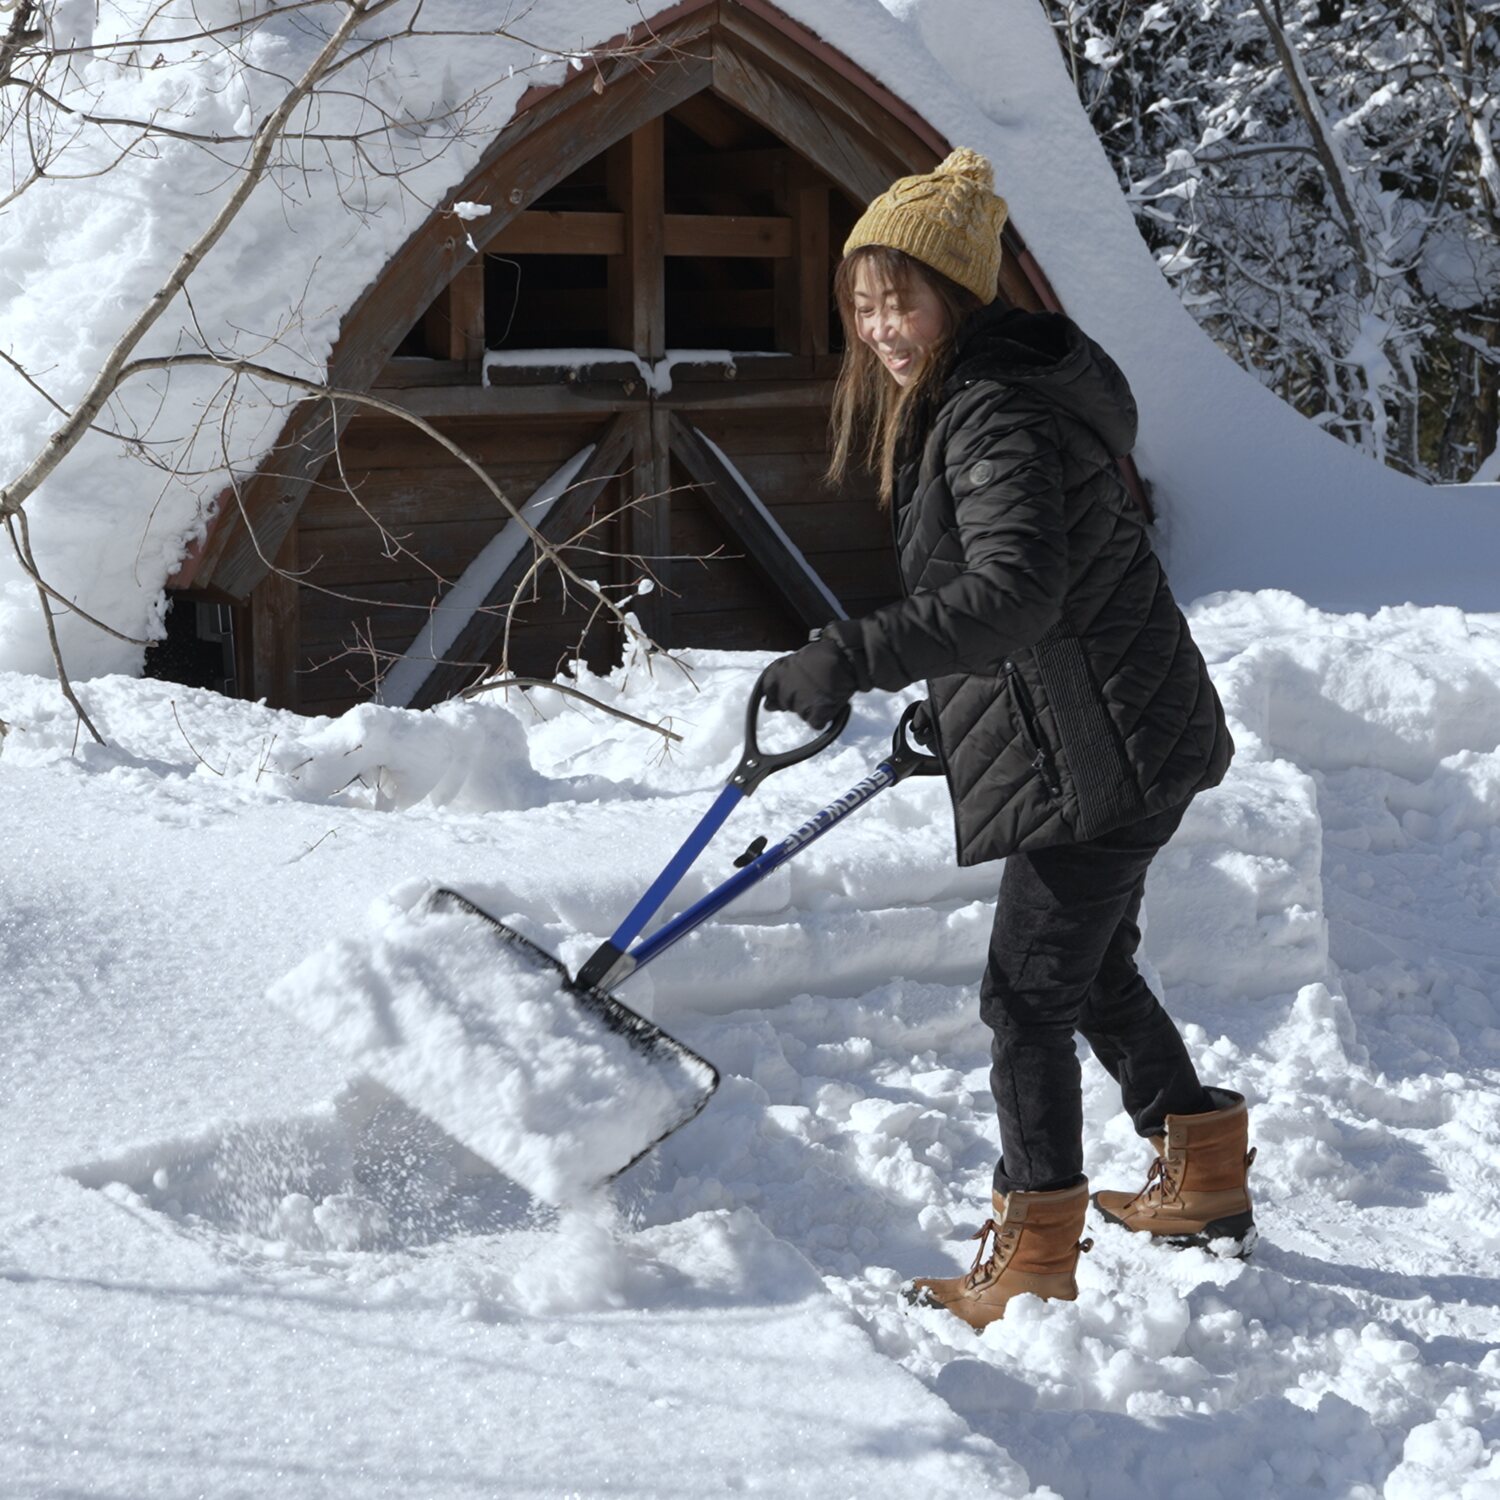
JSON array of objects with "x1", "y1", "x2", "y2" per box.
[{"x1": 271, "y1": 678, "x2": 942, "y2": 1206}]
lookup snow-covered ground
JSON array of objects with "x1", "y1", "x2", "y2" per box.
[{"x1": 4, "y1": 588, "x2": 1500, "y2": 1497}]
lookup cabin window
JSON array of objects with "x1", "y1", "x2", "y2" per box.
[{"x1": 145, "y1": 593, "x2": 237, "y2": 695}]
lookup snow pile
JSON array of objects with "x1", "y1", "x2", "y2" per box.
[
  {"x1": 1386, "y1": 1417, "x2": 1500, "y2": 1500},
  {"x1": 0, "y1": 674, "x2": 584, "y2": 814},
  {"x1": 260, "y1": 697, "x2": 556, "y2": 812},
  {"x1": 268, "y1": 883, "x2": 715, "y2": 1205},
  {"x1": 1206, "y1": 593, "x2": 1500, "y2": 778},
  {"x1": 1144, "y1": 754, "x2": 1326, "y2": 1001}
]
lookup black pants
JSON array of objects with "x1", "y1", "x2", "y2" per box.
[{"x1": 981, "y1": 800, "x2": 1215, "y2": 1195}]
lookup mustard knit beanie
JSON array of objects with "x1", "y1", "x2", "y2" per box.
[{"x1": 843, "y1": 148, "x2": 1008, "y2": 305}]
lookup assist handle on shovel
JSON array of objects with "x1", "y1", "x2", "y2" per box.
[
  {"x1": 729, "y1": 671, "x2": 851, "y2": 795},
  {"x1": 888, "y1": 700, "x2": 945, "y2": 782}
]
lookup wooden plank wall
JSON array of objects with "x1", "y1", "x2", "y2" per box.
[
  {"x1": 669, "y1": 405, "x2": 897, "y2": 650},
  {"x1": 292, "y1": 414, "x2": 622, "y2": 715},
  {"x1": 288, "y1": 403, "x2": 898, "y2": 712}
]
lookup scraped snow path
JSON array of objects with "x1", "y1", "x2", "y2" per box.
[{"x1": 4, "y1": 590, "x2": 1500, "y2": 1498}]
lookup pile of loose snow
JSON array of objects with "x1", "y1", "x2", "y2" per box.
[
  {"x1": 259, "y1": 697, "x2": 560, "y2": 812},
  {"x1": 269, "y1": 883, "x2": 715, "y2": 1205}
]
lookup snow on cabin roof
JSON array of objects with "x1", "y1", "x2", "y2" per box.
[{"x1": 1, "y1": 0, "x2": 1497, "y2": 683}]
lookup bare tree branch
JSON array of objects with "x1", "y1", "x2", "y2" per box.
[
  {"x1": 462, "y1": 675, "x2": 684, "y2": 742},
  {"x1": 0, "y1": 0, "x2": 397, "y2": 522},
  {"x1": 5, "y1": 510, "x2": 104, "y2": 744}
]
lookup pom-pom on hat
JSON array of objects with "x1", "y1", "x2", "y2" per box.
[{"x1": 843, "y1": 148, "x2": 1008, "y2": 305}]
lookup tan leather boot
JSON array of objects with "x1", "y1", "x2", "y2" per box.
[
  {"x1": 904, "y1": 1181, "x2": 1092, "y2": 1331},
  {"x1": 1092, "y1": 1088, "x2": 1257, "y2": 1256}
]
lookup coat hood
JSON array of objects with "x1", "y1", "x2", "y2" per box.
[{"x1": 946, "y1": 305, "x2": 1139, "y2": 459}]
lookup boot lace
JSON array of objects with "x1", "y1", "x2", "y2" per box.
[
  {"x1": 962, "y1": 1216, "x2": 1092, "y2": 1287},
  {"x1": 963, "y1": 1218, "x2": 1016, "y2": 1287},
  {"x1": 1133, "y1": 1154, "x2": 1182, "y2": 1208}
]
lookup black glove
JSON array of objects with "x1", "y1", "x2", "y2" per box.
[
  {"x1": 761, "y1": 635, "x2": 858, "y2": 730},
  {"x1": 910, "y1": 698, "x2": 936, "y2": 748}
]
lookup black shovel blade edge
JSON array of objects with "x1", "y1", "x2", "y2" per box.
[{"x1": 427, "y1": 887, "x2": 720, "y2": 1175}]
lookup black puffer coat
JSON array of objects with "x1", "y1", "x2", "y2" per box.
[{"x1": 825, "y1": 304, "x2": 1233, "y2": 865}]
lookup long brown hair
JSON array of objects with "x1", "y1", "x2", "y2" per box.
[{"x1": 826, "y1": 246, "x2": 983, "y2": 505}]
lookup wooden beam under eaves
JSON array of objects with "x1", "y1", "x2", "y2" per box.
[
  {"x1": 667, "y1": 413, "x2": 844, "y2": 631},
  {"x1": 491, "y1": 210, "x2": 626, "y2": 256},
  {"x1": 622, "y1": 407, "x2": 673, "y2": 642},
  {"x1": 408, "y1": 415, "x2": 636, "y2": 710},
  {"x1": 490, "y1": 210, "x2": 792, "y2": 259},
  {"x1": 711, "y1": 31, "x2": 903, "y2": 208},
  {"x1": 663, "y1": 214, "x2": 791, "y2": 257}
]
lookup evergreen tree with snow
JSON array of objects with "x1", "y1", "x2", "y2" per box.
[{"x1": 1043, "y1": 0, "x2": 1500, "y2": 481}]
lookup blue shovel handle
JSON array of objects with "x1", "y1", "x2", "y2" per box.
[{"x1": 574, "y1": 672, "x2": 850, "y2": 991}]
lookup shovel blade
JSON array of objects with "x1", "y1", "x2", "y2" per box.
[{"x1": 269, "y1": 885, "x2": 717, "y2": 1206}]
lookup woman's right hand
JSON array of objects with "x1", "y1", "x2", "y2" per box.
[{"x1": 761, "y1": 636, "x2": 858, "y2": 730}]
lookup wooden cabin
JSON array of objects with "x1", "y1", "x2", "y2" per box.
[{"x1": 166, "y1": 0, "x2": 1060, "y2": 715}]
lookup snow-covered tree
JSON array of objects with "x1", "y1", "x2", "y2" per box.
[{"x1": 1042, "y1": 0, "x2": 1500, "y2": 482}]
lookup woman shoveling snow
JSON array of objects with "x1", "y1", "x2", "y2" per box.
[{"x1": 760, "y1": 148, "x2": 1256, "y2": 1331}]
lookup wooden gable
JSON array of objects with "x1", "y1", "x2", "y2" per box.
[{"x1": 168, "y1": 0, "x2": 1061, "y2": 714}]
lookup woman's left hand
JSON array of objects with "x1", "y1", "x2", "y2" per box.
[{"x1": 761, "y1": 636, "x2": 858, "y2": 729}]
